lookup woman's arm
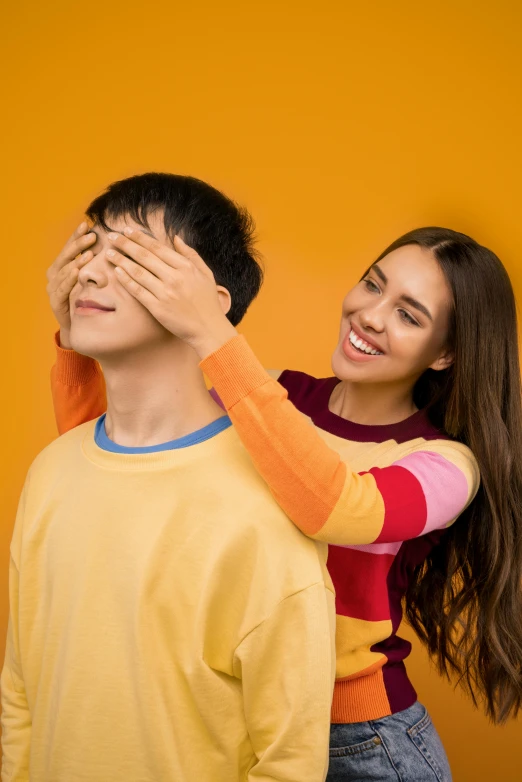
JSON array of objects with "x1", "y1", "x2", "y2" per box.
[
  {"x1": 96, "y1": 229, "x2": 480, "y2": 545},
  {"x1": 201, "y1": 335, "x2": 480, "y2": 546},
  {"x1": 51, "y1": 333, "x2": 107, "y2": 435}
]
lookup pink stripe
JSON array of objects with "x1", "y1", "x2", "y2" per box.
[
  {"x1": 335, "y1": 541, "x2": 402, "y2": 556},
  {"x1": 393, "y1": 451, "x2": 470, "y2": 534}
]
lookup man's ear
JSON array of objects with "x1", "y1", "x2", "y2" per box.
[
  {"x1": 430, "y1": 349, "x2": 454, "y2": 372},
  {"x1": 217, "y1": 285, "x2": 232, "y2": 316}
]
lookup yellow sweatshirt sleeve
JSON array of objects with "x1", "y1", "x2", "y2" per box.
[
  {"x1": 233, "y1": 583, "x2": 336, "y2": 782},
  {"x1": 1, "y1": 487, "x2": 31, "y2": 782},
  {"x1": 1, "y1": 613, "x2": 31, "y2": 781}
]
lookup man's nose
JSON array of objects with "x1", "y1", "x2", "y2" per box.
[{"x1": 77, "y1": 248, "x2": 110, "y2": 287}]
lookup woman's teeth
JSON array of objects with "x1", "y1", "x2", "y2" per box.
[{"x1": 349, "y1": 329, "x2": 383, "y2": 355}]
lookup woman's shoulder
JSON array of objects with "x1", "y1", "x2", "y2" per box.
[
  {"x1": 275, "y1": 368, "x2": 337, "y2": 415},
  {"x1": 404, "y1": 435, "x2": 480, "y2": 500},
  {"x1": 407, "y1": 431, "x2": 476, "y2": 461}
]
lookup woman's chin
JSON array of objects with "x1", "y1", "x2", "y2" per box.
[{"x1": 331, "y1": 344, "x2": 382, "y2": 383}]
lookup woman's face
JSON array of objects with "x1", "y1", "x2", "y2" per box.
[{"x1": 332, "y1": 244, "x2": 454, "y2": 386}]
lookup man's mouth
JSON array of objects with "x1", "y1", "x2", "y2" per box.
[{"x1": 75, "y1": 299, "x2": 115, "y2": 312}]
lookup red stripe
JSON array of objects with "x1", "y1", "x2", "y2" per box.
[
  {"x1": 369, "y1": 465, "x2": 427, "y2": 543},
  {"x1": 327, "y1": 546, "x2": 394, "y2": 622}
]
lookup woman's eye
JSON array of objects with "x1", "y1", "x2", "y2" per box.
[
  {"x1": 364, "y1": 279, "x2": 379, "y2": 293},
  {"x1": 398, "y1": 309, "x2": 419, "y2": 326}
]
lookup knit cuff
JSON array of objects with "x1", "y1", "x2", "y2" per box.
[
  {"x1": 199, "y1": 335, "x2": 272, "y2": 410},
  {"x1": 53, "y1": 331, "x2": 100, "y2": 386}
]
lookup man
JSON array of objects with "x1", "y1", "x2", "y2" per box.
[{"x1": 1, "y1": 173, "x2": 335, "y2": 781}]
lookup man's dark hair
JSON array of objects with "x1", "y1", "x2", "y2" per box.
[{"x1": 86, "y1": 172, "x2": 263, "y2": 326}]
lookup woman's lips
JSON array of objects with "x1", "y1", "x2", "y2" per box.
[
  {"x1": 342, "y1": 334, "x2": 381, "y2": 361},
  {"x1": 341, "y1": 326, "x2": 385, "y2": 362},
  {"x1": 349, "y1": 322, "x2": 383, "y2": 353}
]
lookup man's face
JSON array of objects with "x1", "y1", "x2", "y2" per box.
[{"x1": 69, "y1": 212, "x2": 172, "y2": 361}]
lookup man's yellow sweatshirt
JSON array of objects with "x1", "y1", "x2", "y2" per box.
[{"x1": 1, "y1": 418, "x2": 336, "y2": 782}]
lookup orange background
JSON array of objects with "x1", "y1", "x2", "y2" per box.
[{"x1": 2, "y1": 1, "x2": 522, "y2": 779}]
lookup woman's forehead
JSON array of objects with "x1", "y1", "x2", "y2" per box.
[{"x1": 378, "y1": 245, "x2": 446, "y2": 287}]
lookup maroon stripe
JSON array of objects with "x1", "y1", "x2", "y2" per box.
[
  {"x1": 371, "y1": 532, "x2": 446, "y2": 710},
  {"x1": 382, "y1": 663, "x2": 418, "y2": 714},
  {"x1": 278, "y1": 369, "x2": 447, "y2": 443},
  {"x1": 209, "y1": 387, "x2": 226, "y2": 410}
]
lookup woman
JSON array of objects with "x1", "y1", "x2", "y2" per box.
[{"x1": 48, "y1": 220, "x2": 522, "y2": 781}]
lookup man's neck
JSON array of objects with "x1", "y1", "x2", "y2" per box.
[
  {"x1": 329, "y1": 378, "x2": 418, "y2": 426},
  {"x1": 99, "y1": 341, "x2": 225, "y2": 448}
]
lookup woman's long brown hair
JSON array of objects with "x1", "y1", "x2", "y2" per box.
[{"x1": 376, "y1": 227, "x2": 522, "y2": 723}]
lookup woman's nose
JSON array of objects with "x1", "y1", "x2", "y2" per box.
[{"x1": 359, "y1": 305, "x2": 385, "y2": 333}]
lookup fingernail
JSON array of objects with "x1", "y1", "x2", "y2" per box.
[
  {"x1": 123, "y1": 227, "x2": 134, "y2": 235},
  {"x1": 106, "y1": 249, "x2": 115, "y2": 258},
  {"x1": 108, "y1": 232, "x2": 119, "y2": 241},
  {"x1": 115, "y1": 267, "x2": 124, "y2": 275},
  {"x1": 78, "y1": 221, "x2": 86, "y2": 232}
]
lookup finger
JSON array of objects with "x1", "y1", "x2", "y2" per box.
[
  {"x1": 65, "y1": 221, "x2": 89, "y2": 244},
  {"x1": 59, "y1": 223, "x2": 95, "y2": 261},
  {"x1": 114, "y1": 266, "x2": 161, "y2": 313},
  {"x1": 65, "y1": 231, "x2": 97, "y2": 261},
  {"x1": 49, "y1": 251, "x2": 90, "y2": 293},
  {"x1": 48, "y1": 259, "x2": 74, "y2": 293},
  {"x1": 106, "y1": 249, "x2": 166, "y2": 297},
  {"x1": 173, "y1": 235, "x2": 214, "y2": 276},
  {"x1": 112, "y1": 227, "x2": 190, "y2": 273},
  {"x1": 48, "y1": 232, "x2": 97, "y2": 278},
  {"x1": 76, "y1": 249, "x2": 93, "y2": 267},
  {"x1": 52, "y1": 266, "x2": 80, "y2": 303}
]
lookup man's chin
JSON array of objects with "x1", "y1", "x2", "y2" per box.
[
  {"x1": 69, "y1": 323, "x2": 172, "y2": 362},
  {"x1": 69, "y1": 332, "x2": 151, "y2": 363},
  {"x1": 69, "y1": 340, "x2": 104, "y2": 361},
  {"x1": 69, "y1": 334, "x2": 117, "y2": 362}
]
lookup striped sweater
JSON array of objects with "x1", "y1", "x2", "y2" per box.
[{"x1": 51, "y1": 334, "x2": 480, "y2": 724}]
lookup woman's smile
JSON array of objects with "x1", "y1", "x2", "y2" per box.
[{"x1": 342, "y1": 324, "x2": 385, "y2": 361}]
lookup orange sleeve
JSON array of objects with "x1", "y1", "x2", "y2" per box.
[
  {"x1": 50, "y1": 332, "x2": 107, "y2": 435},
  {"x1": 200, "y1": 335, "x2": 354, "y2": 537}
]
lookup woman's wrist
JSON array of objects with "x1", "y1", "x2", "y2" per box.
[{"x1": 191, "y1": 319, "x2": 238, "y2": 361}]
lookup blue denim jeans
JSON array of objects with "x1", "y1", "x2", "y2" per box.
[{"x1": 327, "y1": 701, "x2": 452, "y2": 781}]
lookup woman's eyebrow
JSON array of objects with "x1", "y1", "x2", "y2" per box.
[
  {"x1": 372, "y1": 264, "x2": 387, "y2": 284},
  {"x1": 370, "y1": 264, "x2": 433, "y2": 321},
  {"x1": 401, "y1": 295, "x2": 433, "y2": 321}
]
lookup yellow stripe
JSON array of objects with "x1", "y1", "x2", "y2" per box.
[
  {"x1": 335, "y1": 614, "x2": 392, "y2": 679},
  {"x1": 312, "y1": 471, "x2": 385, "y2": 545}
]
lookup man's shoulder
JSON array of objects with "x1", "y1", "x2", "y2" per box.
[
  {"x1": 220, "y1": 432, "x2": 330, "y2": 566},
  {"x1": 29, "y1": 420, "x2": 96, "y2": 476}
]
